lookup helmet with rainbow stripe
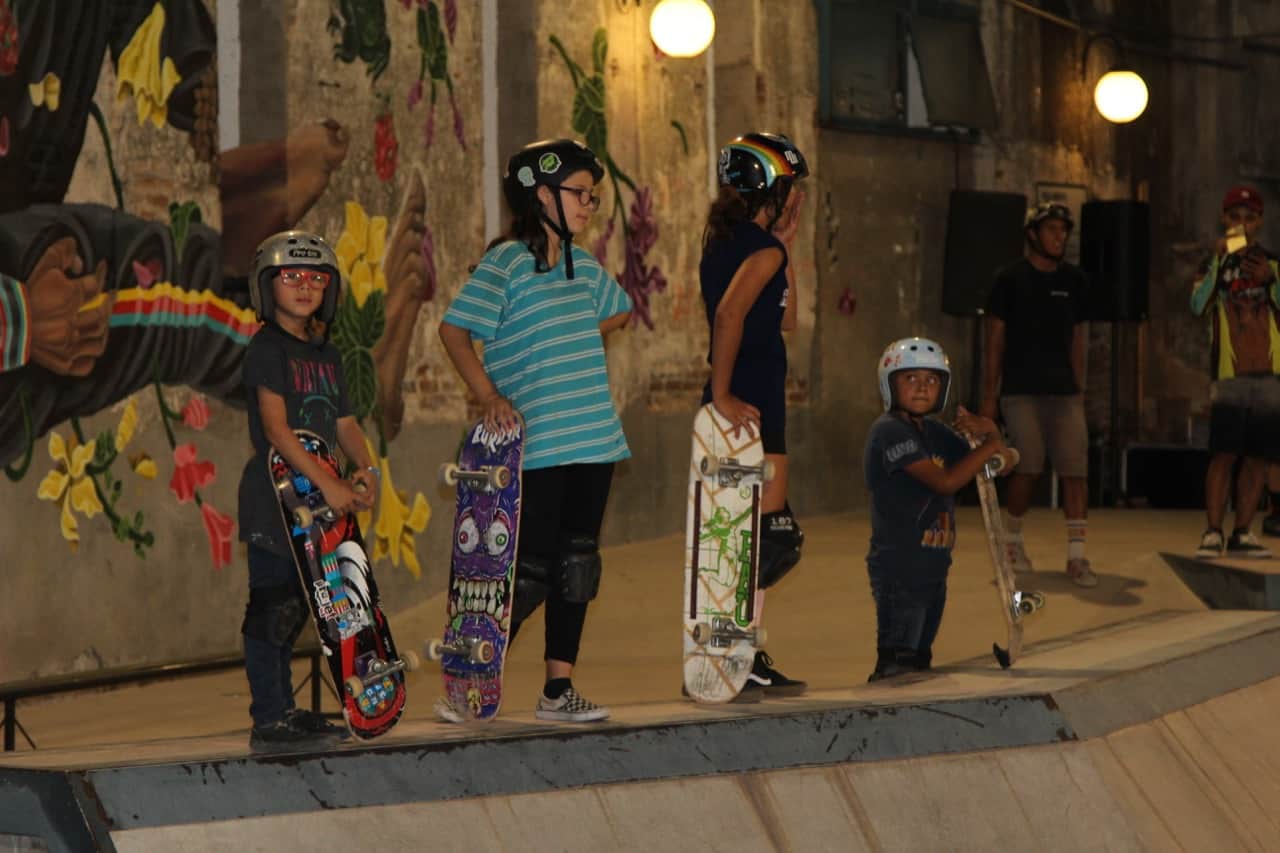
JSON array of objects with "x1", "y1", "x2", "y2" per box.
[{"x1": 717, "y1": 132, "x2": 809, "y2": 218}]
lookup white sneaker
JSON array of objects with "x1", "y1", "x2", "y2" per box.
[
  {"x1": 1066, "y1": 558, "x2": 1098, "y2": 588},
  {"x1": 535, "y1": 687, "x2": 609, "y2": 722},
  {"x1": 1196, "y1": 529, "x2": 1224, "y2": 559},
  {"x1": 1004, "y1": 536, "x2": 1034, "y2": 573}
]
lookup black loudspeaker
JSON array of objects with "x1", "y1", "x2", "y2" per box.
[
  {"x1": 941, "y1": 190, "x2": 1028, "y2": 316},
  {"x1": 1080, "y1": 200, "x2": 1150, "y2": 322}
]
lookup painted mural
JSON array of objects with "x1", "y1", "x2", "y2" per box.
[{"x1": 0, "y1": 0, "x2": 440, "y2": 575}]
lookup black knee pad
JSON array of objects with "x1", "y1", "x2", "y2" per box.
[
  {"x1": 558, "y1": 534, "x2": 602, "y2": 603},
  {"x1": 242, "y1": 584, "x2": 308, "y2": 647},
  {"x1": 759, "y1": 507, "x2": 803, "y2": 589},
  {"x1": 511, "y1": 554, "x2": 553, "y2": 625}
]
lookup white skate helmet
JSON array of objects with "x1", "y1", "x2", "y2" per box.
[{"x1": 877, "y1": 337, "x2": 951, "y2": 413}]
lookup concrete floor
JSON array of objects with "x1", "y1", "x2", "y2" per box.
[{"x1": 4, "y1": 507, "x2": 1214, "y2": 753}]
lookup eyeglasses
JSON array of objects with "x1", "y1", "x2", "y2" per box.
[
  {"x1": 551, "y1": 184, "x2": 601, "y2": 211},
  {"x1": 278, "y1": 268, "x2": 333, "y2": 290}
]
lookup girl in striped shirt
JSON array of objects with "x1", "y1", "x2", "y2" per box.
[{"x1": 439, "y1": 139, "x2": 631, "y2": 722}]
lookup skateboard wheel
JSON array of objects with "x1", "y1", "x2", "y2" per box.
[
  {"x1": 488, "y1": 466, "x2": 511, "y2": 490},
  {"x1": 293, "y1": 506, "x2": 314, "y2": 529},
  {"x1": 425, "y1": 638, "x2": 444, "y2": 661},
  {"x1": 752, "y1": 627, "x2": 768, "y2": 647},
  {"x1": 761, "y1": 460, "x2": 776, "y2": 482},
  {"x1": 471, "y1": 640, "x2": 495, "y2": 665},
  {"x1": 345, "y1": 675, "x2": 365, "y2": 698},
  {"x1": 1017, "y1": 599, "x2": 1036, "y2": 616},
  {"x1": 440, "y1": 463, "x2": 460, "y2": 487},
  {"x1": 400, "y1": 649, "x2": 421, "y2": 672},
  {"x1": 692, "y1": 622, "x2": 714, "y2": 645},
  {"x1": 1030, "y1": 592, "x2": 1046, "y2": 609},
  {"x1": 700, "y1": 456, "x2": 720, "y2": 477}
]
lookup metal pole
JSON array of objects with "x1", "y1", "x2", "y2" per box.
[{"x1": 310, "y1": 651, "x2": 322, "y2": 712}]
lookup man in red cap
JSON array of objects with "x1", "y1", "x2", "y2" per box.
[{"x1": 1190, "y1": 184, "x2": 1280, "y2": 558}]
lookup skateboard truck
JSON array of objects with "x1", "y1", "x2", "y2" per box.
[
  {"x1": 691, "y1": 616, "x2": 767, "y2": 649},
  {"x1": 699, "y1": 455, "x2": 775, "y2": 487},
  {"x1": 439, "y1": 463, "x2": 511, "y2": 492},
  {"x1": 992, "y1": 591, "x2": 1046, "y2": 669},
  {"x1": 425, "y1": 635, "x2": 496, "y2": 665},
  {"x1": 343, "y1": 650, "x2": 421, "y2": 697},
  {"x1": 287, "y1": 480, "x2": 371, "y2": 529}
]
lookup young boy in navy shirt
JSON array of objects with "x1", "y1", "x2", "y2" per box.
[{"x1": 863, "y1": 338, "x2": 1015, "y2": 681}]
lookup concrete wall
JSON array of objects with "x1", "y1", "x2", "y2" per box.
[{"x1": 1, "y1": 0, "x2": 1276, "y2": 679}]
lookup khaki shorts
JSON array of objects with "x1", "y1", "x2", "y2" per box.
[{"x1": 1000, "y1": 394, "x2": 1088, "y2": 478}]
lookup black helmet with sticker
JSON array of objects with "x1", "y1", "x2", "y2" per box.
[
  {"x1": 250, "y1": 231, "x2": 342, "y2": 326},
  {"x1": 503, "y1": 139, "x2": 605, "y2": 213},
  {"x1": 501, "y1": 139, "x2": 605, "y2": 279},
  {"x1": 717, "y1": 132, "x2": 809, "y2": 194}
]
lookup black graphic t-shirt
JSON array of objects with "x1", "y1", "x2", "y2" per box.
[
  {"x1": 863, "y1": 413, "x2": 970, "y2": 581},
  {"x1": 237, "y1": 324, "x2": 351, "y2": 556},
  {"x1": 699, "y1": 220, "x2": 789, "y2": 409},
  {"x1": 986, "y1": 258, "x2": 1089, "y2": 395}
]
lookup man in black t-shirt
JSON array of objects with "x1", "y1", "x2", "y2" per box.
[{"x1": 980, "y1": 202, "x2": 1095, "y2": 588}]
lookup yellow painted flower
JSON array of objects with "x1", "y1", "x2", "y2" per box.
[
  {"x1": 334, "y1": 201, "x2": 388, "y2": 308},
  {"x1": 28, "y1": 72, "x2": 61, "y2": 111},
  {"x1": 356, "y1": 438, "x2": 430, "y2": 577},
  {"x1": 36, "y1": 432, "x2": 104, "y2": 552},
  {"x1": 116, "y1": 3, "x2": 182, "y2": 128},
  {"x1": 115, "y1": 399, "x2": 138, "y2": 452},
  {"x1": 130, "y1": 453, "x2": 158, "y2": 480}
]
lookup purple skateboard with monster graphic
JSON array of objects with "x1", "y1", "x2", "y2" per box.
[{"x1": 427, "y1": 416, "x2": 524, "y2": 721}]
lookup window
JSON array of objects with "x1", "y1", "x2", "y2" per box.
[{"x1": 816, "y1": 0, "x2": 998, "y2": 135}]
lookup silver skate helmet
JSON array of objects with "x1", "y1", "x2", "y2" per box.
[
  {"x1": 250, "y1": 231, "x2": 342, "y2": 325},
  {"x1": 877, "y1": 337, "x2": 951, "y2": 413}
]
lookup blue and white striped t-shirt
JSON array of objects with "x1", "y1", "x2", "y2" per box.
[{"x1": 442, "y1": 240, "x2": 633, "y2": 470}]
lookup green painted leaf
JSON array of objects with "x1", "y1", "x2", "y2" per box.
[
  {"x1": 423, "y1": 3, "x2": 449, "y2": 80},
  {"x1": 359, "y1": 290, "x2": 387, "y2": 345},
  {"x1": 343, "y1": 347, "x2": 378, "y2": 421},
  {"x1": 592, "y1": 28, "x2": 608, "y2": 74}
]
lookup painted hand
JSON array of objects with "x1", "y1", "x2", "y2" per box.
[{"x1": 26, "y1": 237, "x2": 111, "y2": 377}]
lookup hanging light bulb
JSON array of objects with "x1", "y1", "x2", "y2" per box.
[
  {"x1": 1093, "y1": 69, "x2": 1148, "y2": 123},
  {"x1": 649, "y1": 0, "x2": 716, "y2": 58}
]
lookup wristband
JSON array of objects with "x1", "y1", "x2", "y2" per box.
[{"x1": 366, "y1": 466, "x2": 381, "y2": 479}]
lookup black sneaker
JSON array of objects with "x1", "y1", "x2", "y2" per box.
[
  {"x1": 249, "y1": 717, "x2": 341, "y2": 754},
  {"x1": 1226, "y1": 529, "x2": 1272, "y2": 559},
  {"x1": 681, "y1": 681, "x2": 765, "y2": 703},
  {"x1": 747, "y1": 651, "x2": 807, "y2": 697},
  {"x1": 286, "y1": 708, "x2": 351, "y2": 740}
]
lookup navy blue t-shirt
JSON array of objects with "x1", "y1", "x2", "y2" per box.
[
  {"x1": 864, "y1": 413, "x2": 970, "y2": 581},
  {"x1": 236, "y1": 323, "x2": 351, "y2": 556},
  {"x1": 699, "y1": 221, "x2": 789, "y2": 410}
]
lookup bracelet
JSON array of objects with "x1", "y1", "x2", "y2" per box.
[{"x1": 366, "y1": 466, "x2": 381, "y2": 479}]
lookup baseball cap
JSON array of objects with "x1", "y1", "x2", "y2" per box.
[{"x1": 1223, "y1": 185, "x2": 1263, "y2": 213}]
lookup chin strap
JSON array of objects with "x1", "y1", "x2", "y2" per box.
[{"x1": 540, "y1": 192, "x2": 576, "y2": 279}]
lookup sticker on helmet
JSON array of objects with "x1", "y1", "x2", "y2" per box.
[
  {"x1": 538, "y1": 152, "x2": 562, "y2": 174},
  {"x1": 783, "y1": 150, "x2": 799, "y2": 165},
  {"x1": 288, "y1": 247, "x2": 323, "y2": 260},
  {"x1": 518, "y1": 166, "x2": 535, "y2": 187}
]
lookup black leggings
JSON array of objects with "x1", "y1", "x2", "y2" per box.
[{"x1": 512, "y1": 462, "x2": 615, "y2": 664}]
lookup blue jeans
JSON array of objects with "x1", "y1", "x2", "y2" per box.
[
  {"x1": 867, "y1": 566, "x2": 947, "y2": 666},
  {"x1": 242, "y1": 546, "x2": 308, "y2": 727}
]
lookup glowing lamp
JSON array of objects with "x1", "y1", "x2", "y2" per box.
[
  {"x1": 1093, "y1": 70, "x2": 1148, "y2": 123},
  {"x1": 649, "y1": 0, "x2": 715, "y2": 58}
]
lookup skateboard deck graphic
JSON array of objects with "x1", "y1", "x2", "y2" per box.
[
  {"x1": 428, "y1": 417, "x2": 523, "y2": 721},
  {"x1": 683, "y1": 404, "x2": 770, "y2": 703},
  {"x1": 969, "y1": 438, "x2": 1044, "y2": 668},
  {"x1": 268, "y1": 430, "x2": 415, "y2": 740}
]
